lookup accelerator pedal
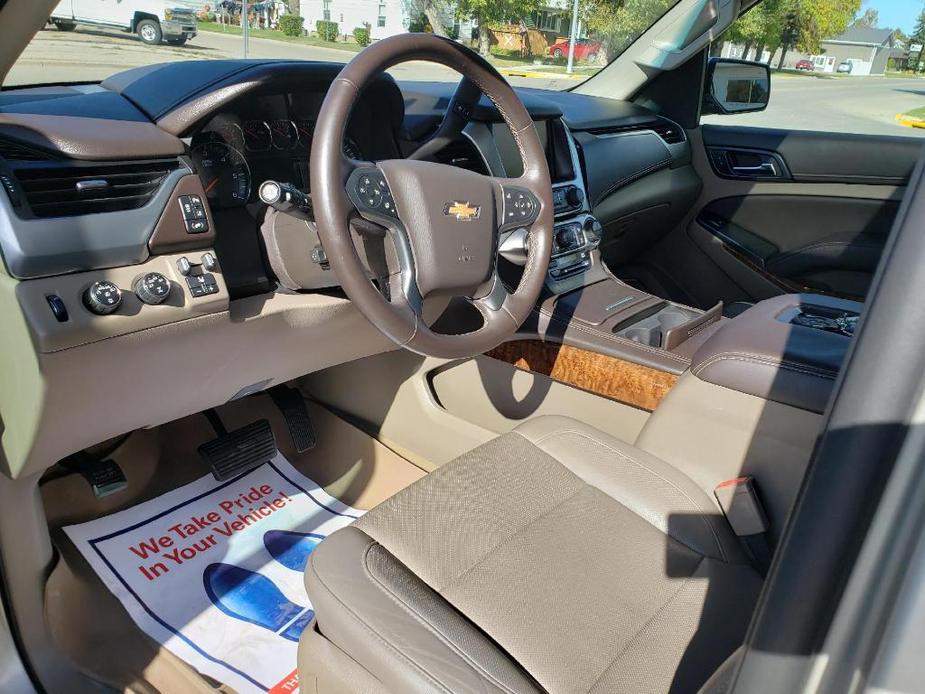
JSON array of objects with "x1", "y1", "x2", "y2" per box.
[
  {"x1": 199, "y1": 413, "x2": 277, "y2": 481},
  {"x1": 268, "y1": 385, "x2": 316, "y2": 453}
]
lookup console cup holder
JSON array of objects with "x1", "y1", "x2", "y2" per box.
[{"x1": 615, "y1": 305, "x2": 701, "y2": 348}]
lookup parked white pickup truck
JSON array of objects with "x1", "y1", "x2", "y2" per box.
[{"x1": 50, "y1": 0, "x2": 197, "y2": 46}]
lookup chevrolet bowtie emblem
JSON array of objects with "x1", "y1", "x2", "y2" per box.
[{"x1": 444, "y1": 201, "x2": 481, "y2": 221}]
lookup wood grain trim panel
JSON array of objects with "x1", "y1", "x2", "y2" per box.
[{"x1": 486, "y1": 340, "x2": 678, "y2": 412}]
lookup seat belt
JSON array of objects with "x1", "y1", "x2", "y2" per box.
[{"x1": 714, "y1": 476, "x2": 772, "y2": 576}]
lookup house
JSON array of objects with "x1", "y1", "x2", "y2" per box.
[
  {"x1": 811, "y1": 26, "x2": 902, "y2": 75},
  {"x1": 532, "y1": 0, "x2": 572, "y2": 42},
  {"x1": 298, "y1": 0, "x2": 473, "y2": 42},
  {"x1": 298, "y1": 0, "x2": 407, "y2": 40}
]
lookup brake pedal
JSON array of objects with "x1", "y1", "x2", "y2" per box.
[
  {"x1": 268, "y1": 385, "x2": 317, "y2": 453},
  {"x1": 199, "y1": 418, "x2": 277, "y2": 481}
]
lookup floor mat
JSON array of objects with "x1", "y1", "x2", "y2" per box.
[{"x1": 64, "y1": 454, "x2": 362, "y2": 694}]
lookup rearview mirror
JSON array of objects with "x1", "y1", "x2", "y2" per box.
[{"x1": 704, "y1": 58, "x2": 770, "y2": 115}]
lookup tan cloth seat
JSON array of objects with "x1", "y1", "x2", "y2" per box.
[{"x1": 300, "y1": 416, "x2": 762, "y2": 693}]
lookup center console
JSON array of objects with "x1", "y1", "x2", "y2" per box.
[{"x1": 495, "y1": 117, "x2": 725, "y2": 374}]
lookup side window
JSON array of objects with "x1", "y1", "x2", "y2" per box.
[{"x1": 702, "y1": 2, "x2": 925, "y2": 139}]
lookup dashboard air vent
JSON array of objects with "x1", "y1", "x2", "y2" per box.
[
  {"x1": 13, "y1": 160, "x2": 179, "y2": 217},
  {"x1": 650, "y1": 121, "x2": 685, "y2": 144},
  {"x1": 587, "y1": 118, "x2": 685, "y2": 145},
  {"x1": 433, "y1": 138, "x2": 489, "y2": 175},
  {"x1": 0, "y1": 138, "x2": 53, "y2": 162}
]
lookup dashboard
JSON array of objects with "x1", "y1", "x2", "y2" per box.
[{"x1": 0, "y1": 59, "x2": 695, "y2": 479}]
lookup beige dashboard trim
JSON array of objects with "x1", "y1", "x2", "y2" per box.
[{"x1": 0, "y1": 285, "x2": 398, "y2": 479}]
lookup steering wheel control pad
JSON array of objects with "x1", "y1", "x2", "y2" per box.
[
  {"x1": 348, "y1": 169, "x2": 398, "y2": 219},
  {"x1": 371, "y1": 159, "x2": 497, "y2": 298},
  {"x1": 499, "y1": 185, "x2": 540, "y2": 232}
]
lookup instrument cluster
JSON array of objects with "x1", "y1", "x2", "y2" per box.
[
  {"x1": 191, "y1": 113, "x2": 364, "y2": 208},
  {"x1": 208, "y1": 117, "x2": 362, "y2": 158}
]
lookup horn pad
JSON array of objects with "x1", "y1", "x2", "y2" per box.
[{"x1": 378, "y1": 160, "x2": 497, "y2": 297}]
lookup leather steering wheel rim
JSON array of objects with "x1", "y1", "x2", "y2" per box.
[{"x1": 311, "y1": 33, "x2": 553, "y2": 359}]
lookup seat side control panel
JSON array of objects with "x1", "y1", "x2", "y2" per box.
[{"x1": 179, "y1": 194, "x2": 210, "y2": 234}]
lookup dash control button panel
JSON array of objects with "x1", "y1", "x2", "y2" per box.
[
  {"x1": 186, "y1": 273, "x2": 219, "y2": 298},
  {"x1": 178, "y1": 194, "x2": 209, "y2": 234}
]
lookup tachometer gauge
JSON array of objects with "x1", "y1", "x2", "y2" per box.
[
  {"x1": 270, "y1": 119, "x2": 299, "y2": 150},
  {"x1": 242, "y1": 120, "x2": 272, "y2": 152},
  {"x1": 296, "y1": 119, "x2": 314, "y2": 147},
  {"x1": 343, "y1": 136, "x2": 363, "y2": 160},
  {"x1": 191, "y1": 141, "x2": 251, "y2": 207}
]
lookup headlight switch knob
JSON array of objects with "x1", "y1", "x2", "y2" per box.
[{"x1": 83, "y1": 280, "x2": 123, "y2": 315}]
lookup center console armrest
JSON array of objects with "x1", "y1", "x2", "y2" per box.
[{"x1": 690, "y1": 294, "x2": 860, "y2": 413}]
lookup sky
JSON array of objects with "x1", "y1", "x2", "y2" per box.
[{"x1": 867, "y1": 0, "x2": 921, "y2": 33}]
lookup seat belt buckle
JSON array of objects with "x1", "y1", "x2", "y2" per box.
[{"x1": 714, "y1": 476, "x2": 768, "y2": 537}]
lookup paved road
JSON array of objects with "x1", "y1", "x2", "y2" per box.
[
  {"x1": 703, "y1": 74, "x2": 925, "y2": 137},
  {"x1": 7, "y1": 26, "x2": 925, "y2": 137}
]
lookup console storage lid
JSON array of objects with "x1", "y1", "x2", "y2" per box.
[{"x1": 690, "y1": 294, "x2": 859, "y2": 414}]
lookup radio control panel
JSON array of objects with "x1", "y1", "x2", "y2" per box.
[
  {"x1": 552, "y1": 184, "x2": 585, "y2": 216},
  {"x1": 548, "y1": 214, "x2": 602, "y2": 282}
]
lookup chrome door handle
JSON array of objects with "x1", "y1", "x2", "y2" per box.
[{"x1": 731, "y1": 162, "x2": 777, "y2": 176}]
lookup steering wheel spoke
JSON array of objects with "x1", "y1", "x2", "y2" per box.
[{"x1": 345, "y1": 164, "x2": 424, "y2": 315}]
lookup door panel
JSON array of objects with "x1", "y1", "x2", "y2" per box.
[
  {"x1": 637, "y1": 126, "x2": 920, "y2": 308},
  {"x1": 702, "y1": 125, "x2": 919, "y2": 185},
  {"x1": 698, "y1": 194, "x2": 899, "y2": 298}
]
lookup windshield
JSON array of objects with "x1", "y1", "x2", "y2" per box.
[{"x1": 6, "y1": 0, "x2": 680, "y2": 91}]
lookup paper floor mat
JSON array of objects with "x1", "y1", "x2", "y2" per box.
[{"x1": 65, "y1": 454, "x2": 363, "y2": 694}]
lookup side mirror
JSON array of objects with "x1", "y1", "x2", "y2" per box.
[{"x1": 704, "y1": 58, "x2": 770, "y2": 115}]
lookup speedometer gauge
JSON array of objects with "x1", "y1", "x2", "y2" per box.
[{"x1": 191, "y1": 141, "x2": 251, "y2": 207}]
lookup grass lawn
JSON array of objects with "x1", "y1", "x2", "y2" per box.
[
  {"x1": 198, "y1": 21, "x2": 364, "y2": 53},
  {"x1": 903, "y1": 106, "x2": 925, "y2": 120}
]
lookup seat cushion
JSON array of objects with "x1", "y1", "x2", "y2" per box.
[{"x1": 303, "y1": 416, "x2": 763, "y2": 694}]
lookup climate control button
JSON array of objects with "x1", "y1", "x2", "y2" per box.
[
  {"x1": 83, "y1": 281, "x2": 122, "y2": 315},
  {"x1": 134, "y1": 272, "x2": 171, "y2": 305}
]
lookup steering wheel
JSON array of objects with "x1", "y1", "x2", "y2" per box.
[{"x1": 311, "y1": 34, "x2": 553, "y2": 359}]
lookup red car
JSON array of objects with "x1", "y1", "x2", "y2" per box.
[
  {"x1": 548, "y1": 37, "x2": 602, "y2": 62},
  {"x1": 795, "y1": 59, "x2": 815, "y2": 71}
]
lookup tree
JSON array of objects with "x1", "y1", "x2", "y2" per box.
[
  {"x1": 913, "y1": 6, "x2": 925, "y2": 45},
  {"x1": 723, "y1": 0, "x2": 785, "y2": 62},
  {"x1": 404, "y1": 0, "x2": 453, "y2": 37},
  {"x1": 775, "y1": 0, "x2": 861, "y2": 69},
  {"x1": 456, "y1": 0, "x2": 540, "y2": 56},
  {"x1": 851, "y1": 7, "x2": 878, "y2": 28},
  {"x1": 581, "y1": 0, "x2": 676, "y2": 62}
]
